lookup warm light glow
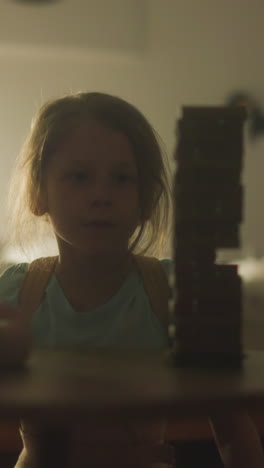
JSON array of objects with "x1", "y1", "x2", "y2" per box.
[
  {"x1": 236, "y1": 257, "x2": 264, "y2": 282},
  {"x1": 2, "y1": 238, "x2": 58, "y2": 264}
]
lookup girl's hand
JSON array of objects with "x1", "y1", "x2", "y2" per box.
[
  {"x1": 210, "y1": 410, "x2": 264, "y2": 468},
  {"x1": 0, "y1": 303, "x2": 32, "y2": 368}
]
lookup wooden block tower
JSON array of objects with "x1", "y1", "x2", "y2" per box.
[{"x1": 169, "y1": 106, "x2": 247, "y2": 367}]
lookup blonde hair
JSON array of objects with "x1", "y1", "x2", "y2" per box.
[{"x1": 5, "y1": 92, "x2": 173, "y2": 260}]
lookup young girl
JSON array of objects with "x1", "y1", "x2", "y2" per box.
[{"x1": 0, "y1": 92, "x2": 263, "y2": 468}]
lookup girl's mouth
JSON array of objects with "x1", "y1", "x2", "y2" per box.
[{"x1": 84, "y1": 221, "x2": 115, "y2": 228}]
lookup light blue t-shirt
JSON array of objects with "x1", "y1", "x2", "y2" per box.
[{"x1": 0, "y1": 259, "x2": 172, "y2": 350}]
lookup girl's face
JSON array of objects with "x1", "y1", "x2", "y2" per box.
[{"x1": 43, "y1": 121, "x2": 140, "y2": 257}]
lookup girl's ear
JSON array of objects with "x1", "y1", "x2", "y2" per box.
[
  {"x1": 33, "y1": 204, "x2": 46, "y2": 217},
  {"x1": 32, "y1": 191, "x2": 48, "y2": 217},
  {"x1": 141, "y1": 200, "x2": 153, "y2": 222},
  {"x1": 141, "y1": 212, "x2": 151, "y2": 223}
]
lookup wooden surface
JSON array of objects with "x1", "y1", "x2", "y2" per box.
[
  {"x1": 0, "y1": 348, "x2": 264, "y2": 423},
  {"x1": 5, "y1": 414, "x2": 264, "y2": 454}
]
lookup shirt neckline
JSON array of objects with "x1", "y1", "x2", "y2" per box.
[{"x1": 48, "y1": 266, "x2": 139, "y2": 317}]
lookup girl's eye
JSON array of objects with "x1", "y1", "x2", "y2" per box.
[
  {"x1": 69, "y1": 172, "x2": 88, "y2": 182},
  {"x1": 64, "y1": 171, "x2": 136, "y2": 185},
  {"x1": 116, "y1": 174, "x2": 135, "y2": 184}
]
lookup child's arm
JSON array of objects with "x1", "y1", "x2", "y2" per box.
[
  {"x1": 0, "y1": 303, "x2": 31, "y2": 367},
  {"x1": 209, "y1": 410, "x2": 264, "y2": 468}
]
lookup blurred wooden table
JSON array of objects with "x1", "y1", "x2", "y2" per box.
[
  {"x1": 1, "y1": 348, "x2": 264, "y2": 420},
  {"x1": 1, "y1": 348, "x2": 264, "y2": 466}
]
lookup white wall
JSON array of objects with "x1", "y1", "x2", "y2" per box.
[{"x1": 1, "y1": 0, "x2": 264, "y2": 257}]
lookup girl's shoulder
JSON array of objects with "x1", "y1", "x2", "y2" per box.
[
  {"x1": 0, "y1": 263, "x2": 28, "y2": 305},
  {"x1": 159, "y1": 258, "x2": 173, "y2": 278},
  {"x1": 136, "y1": 255, "x2": 173, "y2": 280},
  {"x1": 160, "y1": 258, "x2": 173, "y2": 268}
]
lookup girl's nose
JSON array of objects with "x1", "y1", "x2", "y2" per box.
[{"x1": 89, "y1": 181, "x2": 114, "y2": 203}]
